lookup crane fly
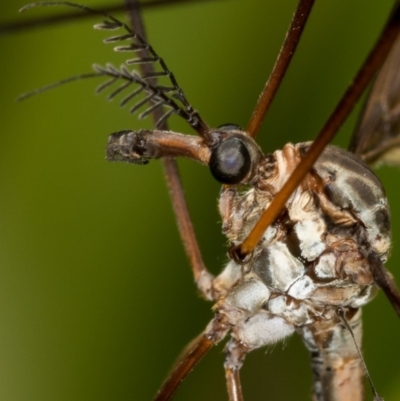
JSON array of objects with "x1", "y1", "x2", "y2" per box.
[{"x1": 2, "y1": 0, "x2": 400, "y2": 399}]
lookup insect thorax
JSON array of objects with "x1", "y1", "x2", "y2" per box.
[{"x1": 213, "y1": 142, "x2": 391, "y2": 351}]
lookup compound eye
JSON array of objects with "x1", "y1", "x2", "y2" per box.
[{"x1": 209, "y1": 137, "x2": 252, "y2": 184}]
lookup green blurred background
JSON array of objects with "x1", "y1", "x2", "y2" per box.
[{"x1": 1, "y1": 1, "x2": 400, "y2": 400}]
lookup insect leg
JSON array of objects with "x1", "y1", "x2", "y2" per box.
[
  {"x1": 216, "y1": 276, "x2": 297, "y2": 401},
  {"x1": 247, "y1": 0, "x2": 315, "y2": 138},
  {"x1": 224, "y1": 339, "x2": 247, "y2": 401},
  {"x1": 153, "y1": 335, "x2": 214, "y2": 401},
  {"x1": 368, "y1": 252, "x2": 400, "y2": 317},
  {"x1": 235, "y1": 0, "x2": 400, "y2": 261},
  {"x1": 125, "y1": 0, "x2": 216, "y2": 300},
  {"x1": 162, "y1": 158, "x2": 216, "y2": 300},
  {"x1": 153, "y1": 318, "x2": 229, "y2": 401}
]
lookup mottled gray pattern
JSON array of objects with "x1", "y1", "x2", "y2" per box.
[{"x1": 214, "y1": 142, "x2": 390, "y2": 354}]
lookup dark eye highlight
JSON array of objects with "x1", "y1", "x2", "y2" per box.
[{"x1": 209, "y1": 137, "x2": 252, "y2": 184}]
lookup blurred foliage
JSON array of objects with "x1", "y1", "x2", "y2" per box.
[{"x1": 0, "y1": 0, "x2": 399, "y2": 400}]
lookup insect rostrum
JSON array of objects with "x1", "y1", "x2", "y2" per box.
[{"x1": 1, "y1": 1, "x2": 400, "y2": 401}]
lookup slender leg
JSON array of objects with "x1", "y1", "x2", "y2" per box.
[
  {"x1": 247, "y1": 0, "x2": 315, "y2": 138},
  {"x1": 125, "y1": 0, "x2": 215, "y2": 300},
  {"x1": 368, "y1": 252, "x2": 400, "y2": 317},
  {"x1": 162, "y1": 159, "x2": 215, "y2": 300},
  {"x1": 224, "y1": 339, "x2": 249, "y2": 401},
  {"x1": 153, "y1": 335, "x2": 214, "y2": 401},
  {"x1": 154, "y1": 318, "x2": 229, "y2": 401},
  {"x1": 225, "y1": 368, "x2": 244, "y2": 401},
  {"x1": 123, "y1": 3, "x2": 236, "y2": 398},
  {"x1": 236, "y1": 0, "x2": 400, "y2": 260}
]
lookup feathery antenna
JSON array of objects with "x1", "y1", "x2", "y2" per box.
[{"x1": 19, "y1": 1, "x2": 208, "y2": 133}]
